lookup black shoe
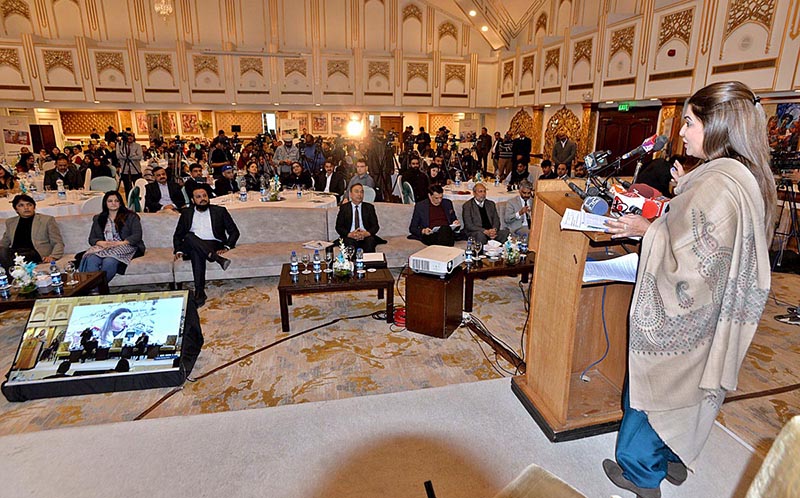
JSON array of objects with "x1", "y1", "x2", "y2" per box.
[
  {"x1": 217, "y1": 256, "x2": 230, "y2": 271},
  {"x1": 194, "y1": 290, "x2": 207, "y2": 308},
  {"x1": 665, "y1": 461, "x2": 688, "y2": 486},
  {"x1": 602, "y1": 459, "x2": 661, "y2": 498}
]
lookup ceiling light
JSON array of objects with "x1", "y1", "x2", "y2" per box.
[
  {"x1": 43, "y1": 100, "x2": 50, "y2": 103},
  {"x1": 649, "y1": 98, "x2": 658, "y2": 101},
  {"x1": 346, "y1": 120, "x2": 364, "y2": 137},
  {"x1": 544, "y1": 104, "x2": 551, "y2": 108},
  {"x1": 231, "y1": 102, "x2": 237, "y2": 105},
  {"x1": 94, "y1": 100, "x2": 100, "y2": 104},
  {"x1": 315, "y1": 103, "x2": 321, "y2": 106},
  {"x1": 273, "y1": 103, "x2": 280, "y2": 106},
  {"x1": 153, "y1": 0, "x2": 174, "y2": 21},
  {"x1": 469, "y1": 10, "x2": 477, "y2": 17},
  {"x1": 605, "y1": 101, "x2": 614, "y2": 104},
  {"x1": 481, "y1": 25, "x2": 489, "y2": 32}
]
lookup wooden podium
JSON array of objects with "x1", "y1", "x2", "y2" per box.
[{"x1": 511, "y1": 186, "x2": 634, "y2": 442}]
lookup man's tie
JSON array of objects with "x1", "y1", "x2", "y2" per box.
[
  {"x1": 525, "y1": 201, "x2": 531, "y2": 227},
  {"x1": 354, "y1": 205, "x2": 361, "y2": 231}
]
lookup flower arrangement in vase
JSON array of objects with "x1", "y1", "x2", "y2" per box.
[
  {"x1": 504, "y1": 236, "x2": 521, "y2": 265},
  {"x1": 10, "y1": 254, "x2": 37, "y2": 294},
  {"x1": 332, "y1": 239, "x2": 354, "y2": 277}
]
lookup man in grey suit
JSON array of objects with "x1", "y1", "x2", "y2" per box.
[
  {"x1": 552, "y1": 130, "x2": 577, "y2": 167},
  {"x1": 462, "y1": 183, "x2": 508, "y2": 245},
  {"x1": 504, "y1": 180, "x2": 534, "y2": 238},
  {"x1": 1, "y1": 194, "x2": 65, "y2": 273}
]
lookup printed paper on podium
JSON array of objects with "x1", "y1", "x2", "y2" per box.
[
  {"x1": 560, "y1": 208, "x2": 615, "y2": 232},
  {"x1": 582, "y1": 253, "x2": 639, "y2": 283}
]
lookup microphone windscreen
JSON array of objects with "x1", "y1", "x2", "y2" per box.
[
  {"x1": 629, "y1": 183, "x2": 660, "y2": 198},
  {"x1": 582, "y1": 196, "x2": 609, "y2": 216},
  {"x1": 640, "y1": 200, "x2": 660, "y2": 219}
]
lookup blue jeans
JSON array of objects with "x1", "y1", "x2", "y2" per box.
[
  {"x1": 79, "y1": 254, "x2": 119, "y2": 284},
  {"x1": 615, "y1": 384, "x2": 682, "y2": 489}
]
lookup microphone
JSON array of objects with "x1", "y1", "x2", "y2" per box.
[
  {"x1": 567, "y1": 181, "x2": 588, "y2": 199},
  {"x1": 621, "y1": 134, "x2": 668, "y2": 161},
  {"x1": 581, "y1": 196, "x2": 610, "y2": 215},
  {"x1": 583, "y1": 150, "x2": 611, "y2": 171}
]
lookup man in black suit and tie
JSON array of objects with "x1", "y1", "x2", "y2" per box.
[
  {"x1": 314, "y1": 160, "x2": 346, "y2": 200},
  {"x1": 145, "y1": 166, "x2": 186, "y2": 213},
  {"x1": 43, "y1": 154, "x2": 81, "y2": 190},
  {"x1": 335, "y1": 184, "x2": 380, "y2": 253},
  {"x1": 173, "y1": 185, "x2": 240, "y2": 306}
]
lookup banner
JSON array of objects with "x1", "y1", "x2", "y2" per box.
[
  {"x1": 280, "y1": 119, "x2": 300, "y2": 142},
  {"x1": 458, "y1": 118, "x2": 478, "y2": 144},
  {"x1": 0, "y1": 116, "x2": 31, "y2": 163}
]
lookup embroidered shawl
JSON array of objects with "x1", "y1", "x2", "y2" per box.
[{"x1": 628, "y1": 157, "x2": 771, "y2": 466}]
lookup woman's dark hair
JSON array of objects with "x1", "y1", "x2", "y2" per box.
[
  {"x1": 98, "y1": 190, "x2": 132, "y2": 233},
  {"x1": 0, "y1": 165, "x2": 14, "y2": 189},
  {"x1": 15, "y1": 152, "x2": 33, "y2": 171},
  {"x1": 12, "y1": 194, "x2": 35, "y2": 208},
  {"x1": 99, "y1": 308, "x2": 132, "y2": 337}
]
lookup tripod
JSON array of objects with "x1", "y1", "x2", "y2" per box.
[{"x1": 771, "y1": 178, "x2": 800, "y2": 269}]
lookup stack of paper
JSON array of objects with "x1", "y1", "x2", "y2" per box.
[
  {"x1": 582, "y1": 253, "x2": 639, "y2": 283},
  {"x1": 560, "y1": 208, "x2": 615, "y2": 232},
  {"x1": 303, "y1": 240, "x2": 334, "y2": 250}
]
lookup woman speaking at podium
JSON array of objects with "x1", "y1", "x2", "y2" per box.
[{"x1": 602, "y1": 81, "x2": 776, "y2": 497}]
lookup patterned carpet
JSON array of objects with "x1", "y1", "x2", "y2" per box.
[{"x1": 0, "y1": 270, "x2": 798, "y2": 460}]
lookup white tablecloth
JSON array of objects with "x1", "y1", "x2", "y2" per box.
[
  {"x1": 442, "y1": 183, "x2": 517, "y2": 203},
  {"x1": 0, "y1": 191, "x2": 103, "y2": 219},
  {"x1": 211, "y1": 191, "x2": 337, "y2": 210}
]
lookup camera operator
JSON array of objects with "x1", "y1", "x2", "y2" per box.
[
  {"x1": 434, "y1": 127, "x2": 449, "y2": 152},
  {"x1": 272, "y1": 138, "x2": 299, "y2": 176},
  {"x1": 300, "y1": 133, "x2": 326, "y2": 175},
  {"x1": 475, "y1": 127, "x2": 492, "y2": 175},
  {"x1": 415, "y1": 126, "x2": 431, "y2": 153},
  {"x1": 401, "y1": 126, "x2": 414, "y2": 153},
  {"x1": 116, "y1": 131, "x2": 144, "y2": 195},
  {"x1": 458, "y1": 147, "x2": 479, "y2": 179},
  {"x1": 212, "y1": 129, "x2": 229, "y2": 147},
  {"x1": 210, "y1": 140, "x2": 232, "y2": 179}
]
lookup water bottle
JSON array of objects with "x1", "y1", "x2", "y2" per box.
[
  {"x1": 56, "y1": 179, "x2": 66, "y2": 200},
  {"x1": 465, "y1": 239, "x2": 474, "y2": 265},
  {"x1": 454, "y1": 170, "x2": 461, "y2": 187},
  {"x1": 290, "y1": 251, "x2": 299, "y2": 274},
  {"x1": 259, "y1": 176, "x2": 267, "y2": 202},
  {"x1": 50, "y1": 261, "x2": 62, "y2": 286},
  {"x1": 475, "y1": 170, "x2": 482, "y2": 182},
  {"x1": 355, "y1": 248, "x2": 365, "y2": 275},
  {"x1": 0, "y1": 266, "x2": 8, "y2": 288},
  {"x1": 296, "y1": 185, "x2": 302, "y2": 198},
  {"x1": 494, "y1": 176, "x2": 499, "y2": 187},
  {"x1": 312, "y1": 250, "x2": 321, "y2": 274},
  {"x1": 239, "y1": 184, "x2": 247, "y2": 202}
]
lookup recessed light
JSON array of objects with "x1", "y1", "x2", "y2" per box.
[
  {"x1": 544, "y1": 104, "x2": 551, "y2": 108},
  {"x1": 94, "y1": 100, "x2": 100, "y2": 104},
  {"x1": 469, "y1": 10, "x2": 477, "y2": 17},
  {"x1": 315, "y1": 103, "x2": 321, "y2": 106},
  {"x1": 43, "y1": 100, "x2": 50, "y2": 103},
  {"x1": 481, "y1": 25, "x2": 489, "y2": 32},
  {"x1": 273, "y1": 103, "x2": 280, "y2": 106},
  {"x1": 605, "y1": 101, "x2": 614, "y2": 104},
  {"x1": 649, "y1": 98, "x2": 658, "y2": 101},
  {"x1": 795, "y1": 89, "x2": 800, "y2": 93},
  {"x1": 231, "y1": 102, "x2": 237, "y2": 105}
]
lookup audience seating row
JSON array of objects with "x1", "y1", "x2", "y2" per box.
[{"x1": 0, "y1": 200, "x2": 511, "y2": 287}]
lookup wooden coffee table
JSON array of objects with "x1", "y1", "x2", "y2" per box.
[
  {"x1": 0, "y1": 271, "x2": 109, "y2": 312},
  {"x1": 464, "y1": 255, "x2": 534, "y2": 312},
  {"x1": 277, "y1": 264, "x2": 394, "y2": 332}
]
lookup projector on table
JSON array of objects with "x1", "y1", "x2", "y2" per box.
[{"x1": 409, "y1": 245, "x2": 465, "y2": 276}]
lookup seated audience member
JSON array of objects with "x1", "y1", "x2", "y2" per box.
[
  {"x1": 281, "y1": 162, "x2": 313, "y2": 190},
  {"x1": 458, "y1": 148, "x2": 478, "y2": 179},
  {"x1": 0, "y1": 164, "x2": 16, "y2": 191},
  {"x1": 44, "y1": 154, "x2": 81, "y2": 190},
  {"x1": 183, "y1": 163, "x2": 210, "y2": 200},
  {"x1": 504, "y1": 180, "x2": 534, "y2": 238},
  {"x1": 133, "y1": 333, "x2": 149, "y2": 359},
  {"x1": 462, "y1": 183, "x2": 509, "y2": 245},
  {"x1": 430, "y1": 155, "x2": 450, "y2": 181},
  {"x1": 403, "y1": 156, "x2": 429, "y2": 203},
  {"x1": 573, "y1": 162, "x2": 588, "y2": 178},
  {"x1": 79, "y1": 190, "x2": 145, "y2": 284},
  {"x1": 0, "y1": 194, "x2": 64, "y2": 271},
  {"x1": 84, "y1": 155, "x2": 115, "y2": 184},
  {"x1": 335, "y1": 184, "x2": 381, "y2": 253},
  {"x1": 315, "y1": 160, "x2": 346, "y2": 199},
  {"x1": 15, "y1": 152, "x2": 36, "y2": 173},
  {"x1": 538, "y1": 159, "x2": 557, "y2": 180},
  {"x1": 243, "y1": 162, "x2": 264, "y2": 192},
  {"x1": 173, "y1": 185, "x2": 239, "y2": 307},
  {"x1": 427, "y1": 163, "x2": 449, "y2": 188},
  {"x1": 214, "y1": 165, "x2": 240, "y2": 197},
  {"x1": 145, "y1": 166, "x2": 186, "y2": 213},
  {"x1": 505, "y1": 162, "x2": 536, "y2": 187},
  {"x1": 408, "y1": 185, "x2": 461, "y2": 247},
  {"x1": 345, "y1": 160, "x2": 375, "y2": 200},
  {"x1": 556, "y1": 162, "x2": 570, "y2": 180}
]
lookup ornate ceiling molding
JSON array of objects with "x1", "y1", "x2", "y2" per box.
[
  {"x1": 521, "y1": 55, "x2": 534, "y2": 77},
  {"x1": 610, "y1": 26, "x2": 635, "y2": 59},
  {"x1": 1, "y1": 0, "x2": 30, "y2": 20},
  {"x1": 94, "y1": 51, "x2": 124, "y2": 75},
  {"x1": 502, "y1": 60, "x2": 514, "y2": 81},
  {"x1": 368, "y1": 61, "x2": 389, "y2": 80},
  {"x1": 284, "y1": 58, "x2": 307, "y2": 78},
  {"x1": 240, "y1": 57, "x2": 263, "y2": 77},
  {"x1": 439, "y1": 21, "x2": 457, "y2": 40},
  {"x1": 444, "y1": 63, "x2": 465, "y2": 85},
  {"x1": 0, "y1": 48, "x2": 20, "y2": 72},
  {"x1": 193, "y1": 55, "x2": 219, "y2": 76},
  {"x1": 144, "y1": 53, "x2": 172, "y2": 75},
  {"x1": 327, "y1": 59, "x2": 349, "y2": 78},
  {"x1": 544, "y1": 48, "x2": 559, "y2": 73},
  {"x1": 407, "y1": 62, "x2": 428, "y2": 83},
  {"x1": 43, "y1": 49, "x2": 74, "y2": 73},
  {"x1": 724, "y1": 0, "x2": 775, "y2": 39},
  {"x1": 573, "y1": 39, "x2": 592, "y2": 66},
  {"x1": 658, "y1": 8, "x2": 693, "y2": 50},
  {"x1": 402, "y1": 4, "x2": 421, "y2": 23}
]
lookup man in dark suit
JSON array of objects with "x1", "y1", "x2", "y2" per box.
[
  {"x1": 43, "y1": 154, "x2": 80, "y2": 190},
  {"x1": 462, "y1": 183, "x2": 509, "y2": 245},
  {"x1": 335, "y1": 184, "x2": 380, "y2": 253},
  {"x1": 402, "y1": 156, "x2": 429, "y2": 203},
  {"x1": 512, "y1": 130, "x2": 532, "y2": 166},
  {"x1": 475, "y1": 127, "x2": 492, "y2": 175},
  {"x1": 552, "y1": 130, "x2": 577, "y2": 167},
  {"x1": 314, "y1": 160, "x2": 346, "y2": 200},
  {"x1": 408, "y1": 185, "x2": 461, "y2": 247},
  {"x1": 0, "y1": 194, "x2": 64, "y2": 271},
  {"x1": 183, "y1": 163, "x2": 211, "y2": 200},
  {"x1": 145, "y1": 166, "x2": 186, "y2": 213},
  {"x1": 173, "y1": 185, "x2": 240, "y2": 307},
  {"x1": 214, "y1": 165, "x2": 239, "y2": 197}
]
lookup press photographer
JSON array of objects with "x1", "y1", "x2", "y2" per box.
[{"x1": 116, "y1": 131, "x2": 144, "y2": 195}]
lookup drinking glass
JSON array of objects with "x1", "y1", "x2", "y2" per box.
[
  {"x1": 300, "y1": 253, "x2": 311, "y2": 274},
  {"x1": 473, "y1": 240, "x2": 483, "y2": 258},
  {"x1": 324, "y1": 251, "x2": 333, "y2": 273},
  {"x1": 65, "y1": 261, "x2": 78, "y2": 285}
]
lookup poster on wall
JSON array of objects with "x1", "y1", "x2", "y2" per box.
[
  {"x1": 135, "y1": 112, "x2": 149, "y2": 135},
  {"x1": 180, "y1": 112, "x2": 200, "y2": 135},
  {"x1": 311, "y1": 113, "x2": 329, "y2": 134},
  {"x1": 0, "y1": 116, "x2": 31, "y2": 162},
  {"x1": 768, "y1": 104, "x2": 800, "y2": 152},
  {"x1": 330, "y1": 113, "x2": 348, "y2": 135},
  {"x1": 162, "y1": 112, "x2": 178, "y2": 135},
  {"x1": 280, "y1": 119, "x2": 299, "y2": 141},
  {"x1": 289, "y1": 112, "x2": 309, "y2": 134},
  {"x1": 458, "y1": 118, "x2": 478, "y2": 144}
]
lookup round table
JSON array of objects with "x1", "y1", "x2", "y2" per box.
[
  {"x1": 0, "y1": 191, "x2": 104, "y2": 219},
  {"x1": 442, "y1": 183, "x2": 518, "y2": 203},
  {"x1": 211, "y1": 191, "x2": 337, "y2": 210}
]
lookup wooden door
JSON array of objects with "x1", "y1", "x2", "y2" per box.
[
  {"x1": 30, "y1": 124, "x2": 57, "y2": 153},
  {"x1": 595, "y1": 108, "x2": 660, "y2": 175},
  {"x1": 380, "y1": 116, "x2": 403, "y2": 135}
]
